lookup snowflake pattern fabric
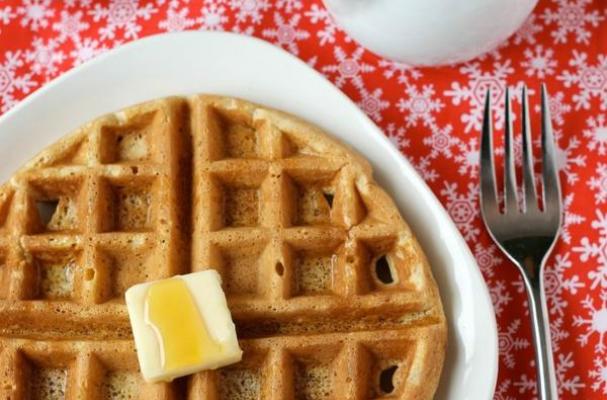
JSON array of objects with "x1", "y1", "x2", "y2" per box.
[{"x1": 0, "y1": 0, "x2": 605, "y2": 398}]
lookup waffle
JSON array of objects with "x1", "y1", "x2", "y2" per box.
[{"x1": 0, "y1": 95, "x2": 446, "y2": 399}]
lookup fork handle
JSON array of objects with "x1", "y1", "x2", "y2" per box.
[{"x1": 523, "y1": 263, "x2": 559, "y2": 400}]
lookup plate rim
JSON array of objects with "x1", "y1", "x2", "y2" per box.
[{"x1": 0, "y1": 31, "x2": 498, "y2": 399}]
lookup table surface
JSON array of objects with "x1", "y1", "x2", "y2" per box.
[{"x1": 0, "y1": 1, "x2": 605, "y2": 398}]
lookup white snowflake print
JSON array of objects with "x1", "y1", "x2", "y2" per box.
[
  {"x1": 573, "y1": 292, "x2": 607, "y2": 353},
  {"x1": 584, "y1": 114, "x2": 607, "y2": 155},
  {"x1": 473, "y1": 242, "x2": 501, "y2": 278},
  {"x1": 555, "y1": 352, "x2": 585, "y2": 395},
  {"x1": 378, "y1": 59, "x2": 422, "y2": 87},
  {"x1": 356, "y1": 86, "x2": 389, "y2": 122},
  {"x1": 397, "y1": 84, "x2": 443, "y2": 128},
  {"x1": 561, "y1": 193, "x2": 585, "y2": 244},
  {"x1": 544, "y1": 253, "x2": 584, "y2": 317},
  {"x1": 0, "y1": 6, "x2": 15, "y2": 24},
  {"x1": 384, "y1": 123, "x2": 409, "y2": 152},
  {"x1": 408, "y1": 155, "x2": 438, "y2": 183},
  {"x1": 499, "y1": 319, "x2": 530, "y2": 369},
  {"x1": 541, "y1": 0, "x2": 603, "y2": 44},
  {"x1": 306, "y1": 55, "x2": 317, "y2": 68},
  {"x1": 0, "y1": 6, "x2": 16, "y2": 32},
  {"x1": 229, "y1": 0, "x2": 270, "y2": 25},
  {"x1": 550, "y1": 317, "x2": 570, "y2": 352},
  {"x1": 440, "y1": 182, "x2": 480, "y2": 241},
  {"x1": 521, "y1": 45, "x2": 557, "y2": 79},
  {"x1": 574, "y1": 210, "x2": 607, "y2": 289},
  {"x1": 65, "y1": 0, "x2": 92, "y2": 7},
  {"x1": 275, "y1": 0, "x2": 301, "y2": 12},
  {"x1": 230, "y1": 23, "x2": 254, "y2": 36},
  {"x1": 588, "y1": 163, "x2": 607, "y2": 204},
  {"x1": 589, "y1": 356, "x2": 607, "y2": 395},
  {"x1": 322, "y1": 46, "x2": 375, "y2": 89},
  {"x1": 558, "y1": 51, "x2": 607, "y2": 110},
  {"x1": 489, "y1": 280, "x2": 513, "y2": 316},
  {"x1": 444, "y1": 61, "x2": 517, "y2": 133},
  {"x1": 52, "y1": 10, "x2": 90, "y2": 43},
  {"x1": 159, "y1": 7, "x2": 195, "y2": 32},
  {"x1": 69, "y1": 38, "x2": 107, "y2": 66},
  {"x1": 494, "y1": 379, "x2": 516, "y2": 400},
  {"x1": 0, "y1": 51, "x2": 36, "y2": 113},
  {"x1": 517, "y1": 344, "x2": 586, "y2": 396},
  {"x1": 455, "y1": 137, "x2": 480, "y2": 178},
  {"x1": 512, "y1": 13, "x2": 542, "y2": 45},
  {"x1": 304, "y1": 4, "x2": 338, "y2": 46},
  {"x1": 554, "y1": 131, "x2": 586, "y2": 185},
  {"x1": 422, "y1": 124, "x2": 458, "y2": 159},
  {"x1": 198, "y1": 4, "x2": 228, "y2": 31},
  {"x1": 514, "y1": 373, "x2": 536, "y2": 396},
  {"x1": 262, "y1": 13, "x2": 309, "y2": 55},
  {"x1": 476, "y1": 43, "x2": 508, "y2": 63},
  {"x1": 89, "y1": 0, "x2": 157, "y2": 40},
  {"x1": 16, "y1": 0, "x2": 53, "y2": 31},
  {"x1": 25, "y1": 38, "x2": 65, "y2": 78},
  {"x1": 534, "y1": 90, "x2": 571, "y2": 126}
]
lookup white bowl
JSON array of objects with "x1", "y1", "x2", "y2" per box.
[
  {"x1": 0, "y1": 31, "x2": 498, "y2": 399},
  {"x1": 324, "y1": 0, "x2": 538, "y2": 66}
]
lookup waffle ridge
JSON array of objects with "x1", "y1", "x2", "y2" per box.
[{"x1": 0, "y1": 95, "x2": 446, "y2": 399}]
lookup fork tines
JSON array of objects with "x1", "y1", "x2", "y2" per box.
[{"x1": 480, "y1": 85, "x2": 562, "y2": 216}]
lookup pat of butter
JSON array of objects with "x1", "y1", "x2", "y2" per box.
[{"x1": 125, "y1": 270, "x2": 242, "y2": 382}]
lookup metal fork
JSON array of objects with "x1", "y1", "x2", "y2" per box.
[{"x1": 480, "y1": 85, "x2": 562, "y2": 400}]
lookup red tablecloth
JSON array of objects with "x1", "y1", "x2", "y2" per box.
[{"x1": 0, "y1": 1, "x2": 605, "y2": 398}]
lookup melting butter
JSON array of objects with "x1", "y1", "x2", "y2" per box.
[
  {"x1": 125, "y1": 270, "x2": 242, "y2": 382},
  {"x1": 145, "y1": 278, "x2": 223, "y2": 372}
]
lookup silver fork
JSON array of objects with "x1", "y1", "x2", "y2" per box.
[{"x1": 480, "y1": 85, "x2": 562, "y2": 400}]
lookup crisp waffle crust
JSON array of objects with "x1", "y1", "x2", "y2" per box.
[{"x1": 0, "y1": 96, "x2": 446, "y2": 399}]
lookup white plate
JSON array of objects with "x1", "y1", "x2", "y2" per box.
[{"x1": 0, "y1": 31, "x2": 497, "y2": 399}]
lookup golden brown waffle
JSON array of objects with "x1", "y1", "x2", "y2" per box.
[{"x1": 0, "y1": 96, "x2": 446, "y2": 399}]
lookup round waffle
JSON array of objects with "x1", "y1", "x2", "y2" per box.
[{"x1": 0, "y1": 95, "x2": 446, "y2": 399}]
